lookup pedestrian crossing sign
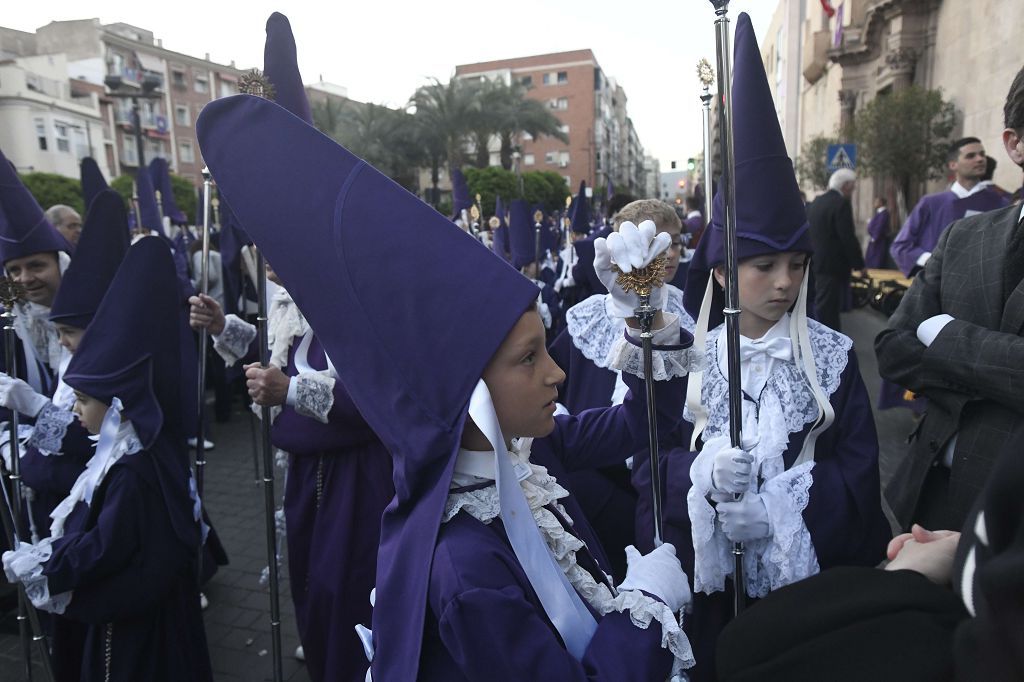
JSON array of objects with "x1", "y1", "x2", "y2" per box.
[{"x1": 826, "y1": 144, "x2": 857, "y2": 173}]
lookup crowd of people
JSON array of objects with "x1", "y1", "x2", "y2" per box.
[{"x1": 0, "y1": 9, "x2": 1020, "y2": 682}]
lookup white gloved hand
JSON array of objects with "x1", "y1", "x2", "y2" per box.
[
  {"x1": 0, "y1": 373, "x2": 50, "y2": 418},
  {"x1": 717, "y1": 493, "x2": 771, "y2": 543},
  {"x1": 594, "y1": 220, "x2": 672, "y2": 318},
  {"x1": 617, "y1": 543, "x2": 692, "y2": 612},
  {"x1": 710, "y1": 443, "x2": 754, "y2": 495}
]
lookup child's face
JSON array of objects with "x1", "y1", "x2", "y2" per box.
[
  {"x1": 715, "y1": 251, "x2": 808, "y2": 333},
  {"x1": 56, "y1": 324, "x2": 85, "y2": 354},
  {"x1": 72, "y1": 391, "x2": 109, "y2": 434},
  {"x1": 483, "y1": 310, "x2": 566, "y2": 440}
]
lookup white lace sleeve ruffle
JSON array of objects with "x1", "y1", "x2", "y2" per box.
[
  {"x1": 755, "y1": 461, "x2": 819, "y2": 591},
  {"x1": 605, "y1": 313, "x2": 695, "y2": 380},
  {"x1": 536, "y1": 291, "x2": 553, "y2": 330},
  {"x1": 27, "y1": 402, "x2": 76, "y2": 455},
  {"x1": 566, "y1": 294, "x2": 622, "y2": 367},
  {"x1": 292, "y1": 371, "x2": 336, "y2": 424},
  {"x1": 610, "y1": 589, "x2": 695, "y2": 673},
  {"x1": 1, "y1": 538, "x2": 72, "y2": 614},
  {"x1": 212, "y1": 314, "x2": 257, "y2": 367},
  {"x1": 686, "y1": 443, "x2": 735, "y2": 594}
]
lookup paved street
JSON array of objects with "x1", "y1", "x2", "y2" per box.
[{"x1": 0, "y1": 306, "x2": 914, "y2": 681}]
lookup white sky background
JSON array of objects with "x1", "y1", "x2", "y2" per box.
[{"x1": 8, "y1": 0, "x2": 779, "y2": 170}]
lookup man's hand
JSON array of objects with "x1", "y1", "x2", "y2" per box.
[
  {"x1": 243, "y1": 363, "x2": 290, "y2": 407},
  {"x1": 884, "y1": 525, "x2": 961, "y2": 585},
  {"x1": 886, "y1": 524, "x2": 959, "y2": 561},
  {"x1": 189, "y1": 294, "x2": 225, "y2": 335}
]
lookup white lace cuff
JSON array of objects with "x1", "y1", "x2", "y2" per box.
[
  {"x1": 290, "y1": 371, "x2": 335, "y2": 424},
  {"x1": 611, "y1": 589, "x2": 695, "y2": 672},
  {"x1": 2, "y1": 539, "x2": 72, "y2": 614},
  {"x1": 213, "y1": 314, "x2": 257, "y2": 366},
  {"x1": 606, "y1": 314, "x2": 694, "y2": 380},
  {"x1": 27, "y1": 402, "x2": 76, "y2": 455},
  {"x1": 757, "y1": 461, "x2": 819, "y2": 591},
  {"x1": 687, "y1": 446, "x2": 734, "y2": 594}
]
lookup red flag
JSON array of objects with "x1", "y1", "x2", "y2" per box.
[{"x1": 820, "y1": 0, "x2": 836, "y2": 17}]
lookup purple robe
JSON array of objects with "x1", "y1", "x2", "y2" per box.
[
  {"x1": 271, "y1": 332, "x2": 394, "y2": 682},
  {"x1": 19, "y1": 419, "x2": 94, "y2": 539},
  {"x1": 419, "y1": 370, "x2": 686, "y2": 680},
  {"x1": 632, "y1": 349, "x2": 890, "y2": 682},
  {"x1": 41, "y1": 438, "x2": 212, "y2": 682},
  {"x1": 864, "y1": 208, "x2": 891, "y2": 269},
  {"x1": 891, "y1": 189, "x2": 1008, "y2": 275}
]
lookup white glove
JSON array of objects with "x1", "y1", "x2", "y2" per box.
[
  {"x1": 708, "y1": 438, "x2": 754, "y2": 495},
  {"x1": 0, "y1": 373, "x2": 50, "y2": 418},
  {"x1": 617, "y1": 543, "x2": 691, "y2": 612},
  {"x1": 717, "y1": 493, "x2": 771, "y2": 543},
  {"x1": 594, "y1": 220, "x2": 672, "y2": 318}
]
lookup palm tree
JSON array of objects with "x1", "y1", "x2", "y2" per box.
[
  {"x1": 492, "y1": 81, "x2": 569, "y2": 170},
  {"x1": 409, "y1": 77, "x2": 482, "y2": 174}
]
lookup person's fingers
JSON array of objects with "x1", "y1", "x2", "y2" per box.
[
  {"x1": 619, "y1": 222, "x2": 645, "y2": 269},
  {"x1": 637, "y1": 220, "x2": 657, "y2": 245},
  {"x1": 887, "y1": 532, "x2": 913, "y2": 561},
  {"x1": 606, "y1": 232, "x2": 628, "y2": 272},
  {"x1": 649, "y1": 232, "x2": 672, "y2": 261}
]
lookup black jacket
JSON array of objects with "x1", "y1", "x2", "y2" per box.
[{"x1": 807, "y1": 189, "x2": 865, "y2": 276}]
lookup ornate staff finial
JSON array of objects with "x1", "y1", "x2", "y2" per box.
[
  {"x1": 470, "y1": 205, "x2": 480, "y2": 221},
  {"x1": 533, "y1": 209, "x2": 544, "y2": 224},
  {"x1": 613, "y1": 255, "x2": 670, "y2": 298},
  {"x1": 565, "y1": 195, "x2": 572, "y2": 208},
  {"x1": 0, "y1": 278, "x2": 26, "y2": 309},
  {"x1": 488, "y1": 216, "x2": 501, "y2": 229},
  {"x1": 239, "y1": 69, "x2": 276, "y2": 100},
  {"x1": 697, "y1": 58, "x2": 715, "y2": 91}
]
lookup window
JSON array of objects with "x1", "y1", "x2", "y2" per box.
[
  {"x1": 34, "y1": 118, "x2": 47, "y2": 151},
  {"x1": 522, "y1": 131, "x2": 534, "y2": 141},
  {"x1": 179, "y1": 140, "x2": 195, "y2": 164},
  {"x1": 194, "y1": 75, "x2": 209, "y2": 94},
  {"x1": 558, "y1": 151, "x2": 570, "y2": 167},
  {"x1": 73, "y1": 128, "x2": 88, "y2": 159},
  {"x1": 548, "y1": 97, "x2": 568, "y2": 110},
  {"x1": 172, "y1": 69, "x2": 186, "y2": 88},
  {"x1": 545, "y1": 151, "x2": 557, "y2": 164},
  {"x1": 54, "y1": 122, "x2": 71, "y2": 153},
  {"x1": 542, "y1": 72, "x2": 551, "y2": 85},
  {"x1": 174, "y1": 105, "x2": 190, "y2": 127},
  {"x1": 559, "y1": 124, "x2": 570, "y2": 135},
  {"x1": 219, "y1": 80, "x2": 237, "y2": 98},
  {"x1": 563, "y1": 175, "x2": 571, "y2": 187},
  {"x1": 557, "y1": 71, "x2": 568, "y2": 84},
  {"x1": 523, "y1": 153, "x2": 535, "y2": 166},
  {"x1": 121, "y1": 133, "x2": 137, "y2": 166},
  {"x1": 520, "y1": 75, "x2": 532, "y2": 87}
]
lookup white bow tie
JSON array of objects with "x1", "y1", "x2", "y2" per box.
[{"x1": 739, "y1": 336, "x2": 793, "y2": 363}]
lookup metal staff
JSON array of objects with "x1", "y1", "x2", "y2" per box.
[
  {"x1": 614, "y1": 257, "x2": 670, "y2": 545},
  {"x1": 709, "y1": 0, "x2": 746, "y2": 615},
  {"x1": 194, "y1": 168, "x2": 213, "y2": 583},
  {"x1": 0, "y1": 279, "x2": 55, "y2": 682},
  {"x1": 533, "y1": 209, "x2": 544, "y2": 280},
  {"x1": 698, "y1": 58, "x2": 716, "y2": 222},
  {"x1": 256, "y1": 250, "x2": 284, "y2": 682},
  {"x1": 131, "y1": 180, "x2": 143, "y2": 237},
  {"x1": 238, "y1": 67, "x2": 284, "y2": 682}
]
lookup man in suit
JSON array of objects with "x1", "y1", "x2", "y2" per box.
[
  {"x1": 875, "y1": 65, "x2": 1024, "y2": 533},
  {"x1": 807, "y1": 168, "x2": 865, "y2": 331}
]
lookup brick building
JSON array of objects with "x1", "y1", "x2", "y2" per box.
[{"x1": 455, "y1": 49, "x2": 649, "y2": 199}]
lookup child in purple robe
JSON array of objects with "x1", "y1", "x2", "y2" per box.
[
  {"x1": 630, "y1": 14, "x2": 892, "y2": 682},
  {"x1": 3, "y1": 238, "x2": 213, "y2": 681},
  {"x1": 198, "y1": 91, "x2": 701, "y2": 681},
  {"x1": 863, "y1": 197, "x2": 892, "y2": 269},
  {"x1": 548, "y1": 198, "x2": 694, "y2": 581}
]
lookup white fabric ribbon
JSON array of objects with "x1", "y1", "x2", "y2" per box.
[
  {"x1": 467, "y1": 380, "x2": 598, "y2": 660},
  {"x1": 739, "y1": 337, "x2": 792, "y2": 364}
]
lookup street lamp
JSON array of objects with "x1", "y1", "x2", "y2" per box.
[{"x1": 104, "y1": 72, "x2": 163, "y2": 171}]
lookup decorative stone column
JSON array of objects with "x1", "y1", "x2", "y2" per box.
[{"x1": 885, "y1": 46, "x2": 919, "y2": 90}]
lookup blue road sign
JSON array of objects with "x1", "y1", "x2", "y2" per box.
[{"x1": 826, "y1": 144, "x2": 857, "y2": 173}]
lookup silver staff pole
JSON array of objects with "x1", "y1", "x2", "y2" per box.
[
  {"x1": 256, "y1": 251, "x2": 284, "y2": 682},
  {"x1": 698, "y1": 58, "x2": 715, "y2": 223},
  {"x1": 533, "y1": 210, "x2": 543, "y2": 280},
  {"x1": 195, "y1": 168, "x2": 213, "y2": 583},
  {"x1": 614, "y1": 259, "x2": 670, "y2": 546},
  {"x1": 710, "y1": 0, "x2": 746, "y2": 615},
  {"x1": 0, "y1": 280, "x2": 55, "y2": 682}
]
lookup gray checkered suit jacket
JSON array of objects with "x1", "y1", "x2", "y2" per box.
[{"x1": 876, "y1": 203, "x2": 1024, "y2": 529}]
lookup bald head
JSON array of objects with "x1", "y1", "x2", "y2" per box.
[{"x1": 45, "y1": 205, "x2": 82, "y2": 246}]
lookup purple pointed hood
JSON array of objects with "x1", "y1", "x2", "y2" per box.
[
  {"x1": 148, "y1": 157, "x2": 188, "y2": 225},
  {"x1": 0, "y1": 148, "x2": 71, "y2": 264},
  {"x1": 49, "y1": 189, "x2": 130, "y2": 330},
  {"x1": 684, "y1": 12, "x2": 812, "y2": 326},
  {"x1": 80, "y1": 157, "x2": 109, "y2": 213},
  {"x1": 264, "y1": 12, "x2": 312, "y2": 124},
  {"x1": 570, "y1": 181, "x2": 591, "y2": 234},
  {"x1": 65, "y1": 237, "x2": 182, "y2": 448},
  {"x1": 197, "y1": 94, "x2": 539, "y2": 682},
  {"x1": 134, "y1": 166, "x2": 166, "y2": 237},
  {"x1": 450, "y1": 167, "x2": 473, "y2": 219},
  {"x1": 507, "y1": 199, "x2": 539, "y2": 269}
]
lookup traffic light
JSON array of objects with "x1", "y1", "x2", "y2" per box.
[{"x1": 687, "y1": 158, "x2": 696, "y2": 171}]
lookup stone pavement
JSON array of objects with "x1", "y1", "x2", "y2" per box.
[{"x1": 0, "y1": 306, "x2": 915, "y2": 681}]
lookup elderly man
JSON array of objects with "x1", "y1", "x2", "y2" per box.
[
  {"x1": 807, "y1": 168, "x2": 864, "y2": 332},
  {"x1": 44, "y1": 204, "x2": 82, "y2": 247}
]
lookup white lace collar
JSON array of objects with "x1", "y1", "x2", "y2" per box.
[
  {"x1": 267, "y1": 287, "x2": 308, "y2": 369},
  {"x1": 565, "y1": 284, "x2": 692, "y2": 367}
]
